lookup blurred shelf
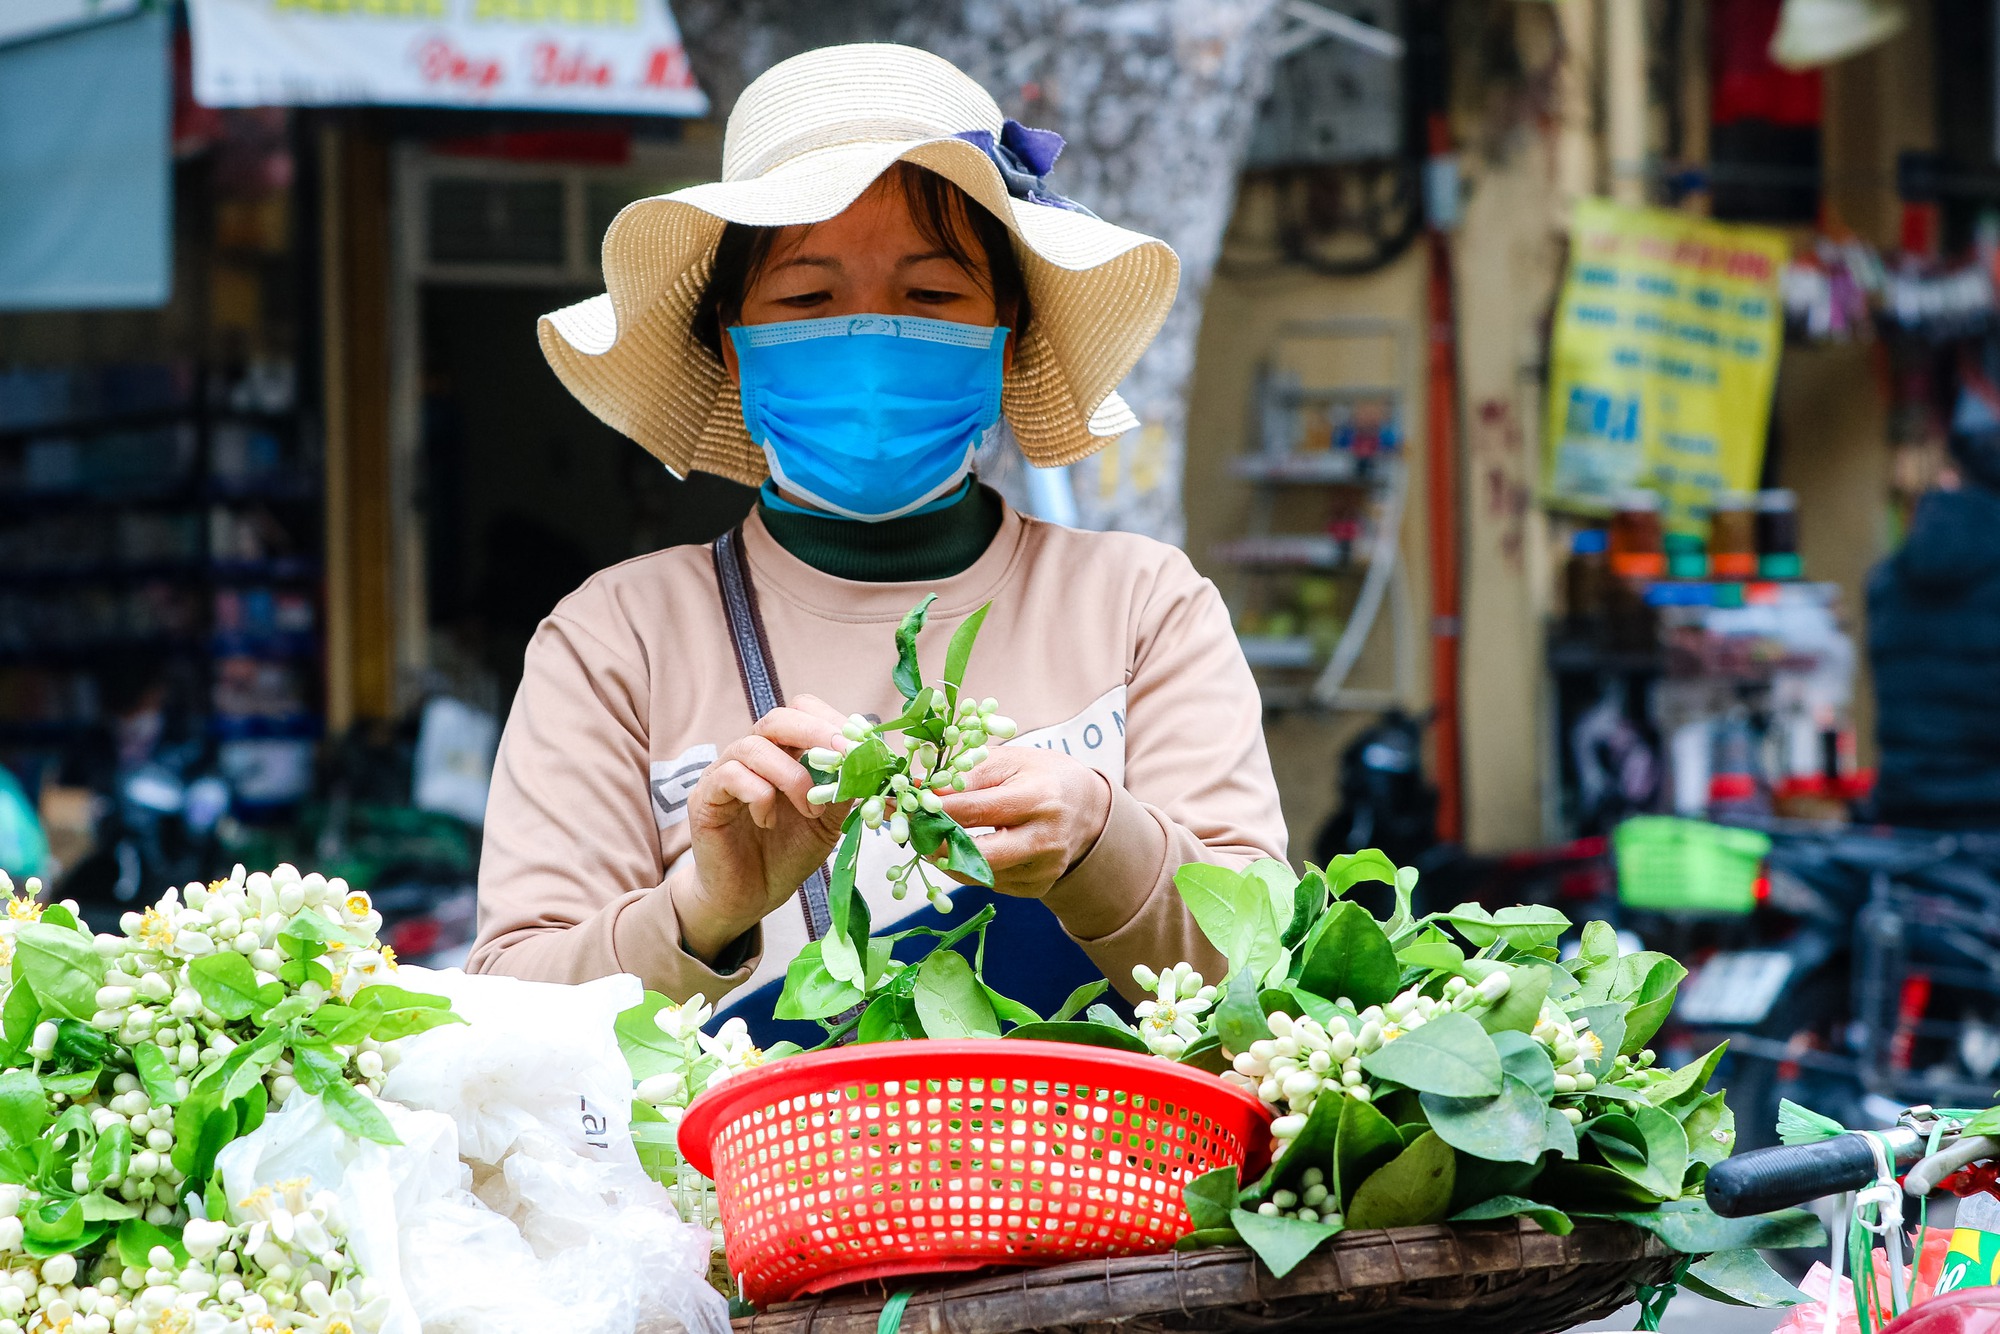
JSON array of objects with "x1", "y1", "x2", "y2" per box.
[
  {"x1": 1237, "y1": 634, "x2": 1326, "y2": 670},
  {"x1": 1212, "y1": 535, "x2": 1363, "y2": 569},
  {"x1": 1231, "y1": 453, "x2": 1391, "y2": 485},
  {"x1": 1, "y1": 558, "x2": 319, "y2": 586},
  {"x1": 211, "y1": 632, "x2": 317, "y2": 659},
  {"x1": 0, "y1": 635, "x2": 204, "y2": 663}
]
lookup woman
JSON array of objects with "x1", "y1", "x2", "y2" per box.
[{"x1": 469, "y1": 43, "x2": 1285, "y2": 1039}]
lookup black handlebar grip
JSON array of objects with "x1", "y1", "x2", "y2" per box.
[{"x1": 1707, "y1": 1137, "x2": 1884, "y2": 1217}]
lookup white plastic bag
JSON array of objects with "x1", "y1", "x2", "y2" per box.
[
  {"x1": 216, "y1": 967, "x2": 728, "y2": 1334},
  {"x1": 381, "y1": 967, "x2": 643, "y2": 1168}
]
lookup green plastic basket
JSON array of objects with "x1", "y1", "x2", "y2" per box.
[{"x1": 1613, "y1": 816, "x2": 1771, "y2": 914}]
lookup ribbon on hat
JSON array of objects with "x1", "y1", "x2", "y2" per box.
[{"x1": 953, "y1": 120, "x2": 1099, "y2": 218}]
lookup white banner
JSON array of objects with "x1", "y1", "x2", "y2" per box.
[{"x1": 186, "y1": 0, "x2": 708, "y2": 115}]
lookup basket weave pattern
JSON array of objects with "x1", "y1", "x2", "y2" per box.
[{"x1": 684, "y1": 1044, "x2": 1270, "y2": 1305}]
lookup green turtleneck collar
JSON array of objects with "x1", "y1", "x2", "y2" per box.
[{"x1": 757, "y1": 481, "x2": 1005, "y2": 582}]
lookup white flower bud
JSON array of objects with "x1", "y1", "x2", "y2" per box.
[
  {"x1": 41, "y1": 1255, "x2": 75, "y2": 1287},
  {"x1": 1271, "y1": 1114, "x2": 1308, "y2": 1139},
  {"x1": 28, "y1": 1023, "x2": 56, "y2": 1059},
  {"x1": 803, "y1": 747, "x2": 844, "y2": 772},
  {"x1": 806, "y1": 783, "x2": 839, "y2": 807}
]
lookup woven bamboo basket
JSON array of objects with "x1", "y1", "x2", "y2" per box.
[{"x1": 732, "y1": 1218, "x2": 1678, "y2": 1334}]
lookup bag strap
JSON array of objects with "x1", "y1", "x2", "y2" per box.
[{"x1": 711, "y1": 527, "x2": 835, "y2": 942}]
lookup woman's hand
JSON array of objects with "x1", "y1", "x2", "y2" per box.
[
  {"x1": 675, "y1": 695, "x2": 850, "y2": 963},
  {"x1": 937, "y1": 748, "x2": 1113, "y2": 901}
]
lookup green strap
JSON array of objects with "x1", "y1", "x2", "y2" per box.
[
  {"x1": 878, "y1": 1288, "x2": 916, "y2": 1334},
  {"x1": 1634, "y1": 1257, "x2": 1691, "y2": 1331}
]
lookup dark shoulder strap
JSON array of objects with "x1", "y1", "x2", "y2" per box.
[{"x1": 711, "y1": 528, "x2": 834, "y2": 941}]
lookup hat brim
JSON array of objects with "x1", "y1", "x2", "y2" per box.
[{"x1": 538, "y1": 135, "x2": 1178, "y2": 485}]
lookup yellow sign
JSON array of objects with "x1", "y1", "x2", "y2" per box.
[{"x1": 1544, "y1": 199, "x2": 1787, "y2": 532}]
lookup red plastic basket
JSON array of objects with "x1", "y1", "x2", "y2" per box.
[{"x1": 676, "y1": 1039, "x2": 1274, "y2": 1305}]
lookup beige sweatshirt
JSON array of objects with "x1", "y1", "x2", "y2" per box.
[{"x1": 468, "y1": 503, "x2": 1285, "y2": 1009}]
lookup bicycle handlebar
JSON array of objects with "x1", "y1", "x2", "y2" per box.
[{"x1": 1707, "y1": 1130, "x2": 1926, "y2": 1217}]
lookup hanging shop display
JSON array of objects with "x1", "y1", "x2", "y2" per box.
[
  {"x1": 1543, "y1": 200, "x2": 1788, "y2": 533},
  {"x1": 186, "y1": 0, "x2": 707, "y2": 115}
]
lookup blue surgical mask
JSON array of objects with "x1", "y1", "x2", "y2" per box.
[{"x1": 730, "y1": 315, "x2": 1007, "y2": 521}]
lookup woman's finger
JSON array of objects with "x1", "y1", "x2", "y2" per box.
[
  {"x1": 751, "y1": 706, "x2": 844, "y2": 755},
  {"x1": 725, "y1": 735, "x2": 824, "y2": 818},
  {"x1": 703, "y1": 759, "x2": 779, "y2": 829},
  {"x1": 969, "y1": 825, "x2": 1062, "y2": 872},
  {"x1": 788, "y1": 693, "x2": 850, "y2": 727},
  {"x1": 939, "y1": 779, "x2": 1043, "y2": 831}
]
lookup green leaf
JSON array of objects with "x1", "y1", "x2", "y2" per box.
[
  {"x1": 1586, "y1": 1106, "x2": 1689, "y2": 1201},
  {"x1": 1003, "y1": 1022, "x2": 1150, "y2": 1054},
  {"x1": 211, "y1": 1027, "x2": 285, "y2": 1104},
  {"x1": 1347, "y1": 1131, "x2": 1456, "y2": 1229},
  {"x1": 1, "y1": 979, "x2": 38, "y2": 1058},
  {"x1": 1450, "y1": 1195, "x2": 1573, "y2": 1235},
  {"x1": 80, "y1": 1193, "x2": 139, "y2": 1222},
  {"x1": 1479, "y1": 966, "x2": 1552, "y2": 1035},
  {"x1": 1049, "y1": 980, "x2": 1108, "y2": 1024},
  {"x1": 856, "y1": 994, "x2": 921, "y2": 1043},
  {"x1": 233, "y1": 1079, "x2": 268, "y2": 1139},
  {"x1": 1615, "y1": 955, "x2": 1688, "y2": 1054},
  {"x1": 1604, "y1": 1199, "x2": 1825, "y2": 1253},
  {"x1": 1684, "y1": 1250, "x2": 1808, "y2": 1308},
  {"x1": 13, "y1": 924, "x2": 104, "y2": 1021},
  {"x1": 1216, "y1": 964, "x2": 1266, "y2": 1059},
  {"x1": 0, "y1": 1071, "x2": 48, "y2": 1148},
  {"x1": 1184, "y1": 1166, "x2": 1239, "y2": 1231},
  {"x1": 1332, "y1": 1095, "x2": 1404, "y2": 1208},
  {"x1": 821, "y1": 818, "x2": 870, "y2": 987},
  {"x1": 348, "y1": 983, "x2": 452, "y2": 1014},
  {"x1": 91, "y1": 1122, "x2": 131, "y2": 1184},
  {"x1": 290, "y1": 1044, "x2": 400, "y2": 1145},
  {"x1": 1535, "y1": 1160, "x2": 1667, "y2": 1210},
  {"x1": 130, "y1": 1042, "x2": 178, "y2": 1107},
  {"x1": 614, "y1": 992, "x2": 687, "y2": 1081},
  {"x1": 1491, "y1": 1031, "x2": 1556, "y2": 1098},
  {"x1": 982, "y1": 986, "x2": 1041, "y2": 1030},
  {"x1": 1681, "y1": 1092, "x2": 1736, "y2": 1165},
  {"x1": 1438, "y1": 904, "x2": 1571, "y2": 951},
  {"x1": 174, "y1": 1091, "x2": 239, "y2": 1191},
  {"x1": 1421, "y1": 1076, "x2": 1548, "y2": 1164},
  {"x1": 906, "y1": 810, "x2": 995, "y2": 889},
  {"x1": 1396, "y1": 928, "x2": 1467, "y2": 975},
  {"x1": 1178, "y1": 1035, "x2": 1230, "y2": 1075},
  {"x1": 891, "y1": 594, "x2": 938, "y2": 701},
  {"x1": 116, "y1": 1218, "x2": 186, "y2": 1270},
  {"x1": 42, "y1": 1069, "x2": 97, "y2": 1098},
  {"x1": 911, "y1": 950, "x2": 999, "y2": 1039},
  {"x1": 1297, "y1": 902, "x2": 1400, "y2": 1008},
  {"x1": 304, "y1": 1003, "x2": 375, "y2": 1047},
  {"x1": 1174, "y1": 864, "x2": 1280, "y2": 980},
  {"x1": 1244, "y1": 860, "x2": 1302, "y2": 937},
  {"x1": 941, "y1": 601, "x2": 992, "y2": 697},
  {"x1": 23, "y1": 1199, "x2": 83, "y2": 1254},
  {"x1": 1281, "y1": 871, "x2": 1328, "y2": 952},
  {"x1": 1386, "y1": 865, "x2": 1421, "y2": 941},
  {"x1": 1359, "y1": 1013, "x2": 1502, "y2": 1097},
  {"x1": 1326, "y1": 849, "x2": 1399, "y2": 898},
  {"x1": 1229, "y1": 1208, "x2": 1343, "y2": 1279},
  {"x1": 835, "y1": 735, "x2": 900, "y2": 803},
  {"x1": 186, "y1": 952, "x2": 262, "y2": 1022},
  {"x1": 1649, "y1": 1043, "x2": 1728, "y2": 1111},
  {"x1": 37, "y1": 904, "x2": 75, "y2": 930},
  {"x1": 774, "y1": 942, "x2": 866, "y2": 1022},
  {"x1": 52, "y1": 1018, "x2": 109, "y2": 1066},
  {"x1": 1544, "y1": 1106, "x2": 1580, "y2": 1159}
]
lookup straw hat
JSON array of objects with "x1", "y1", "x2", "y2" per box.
[{"x1": 538, "y1": 43, "x2": 1180, "y2": 486}]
